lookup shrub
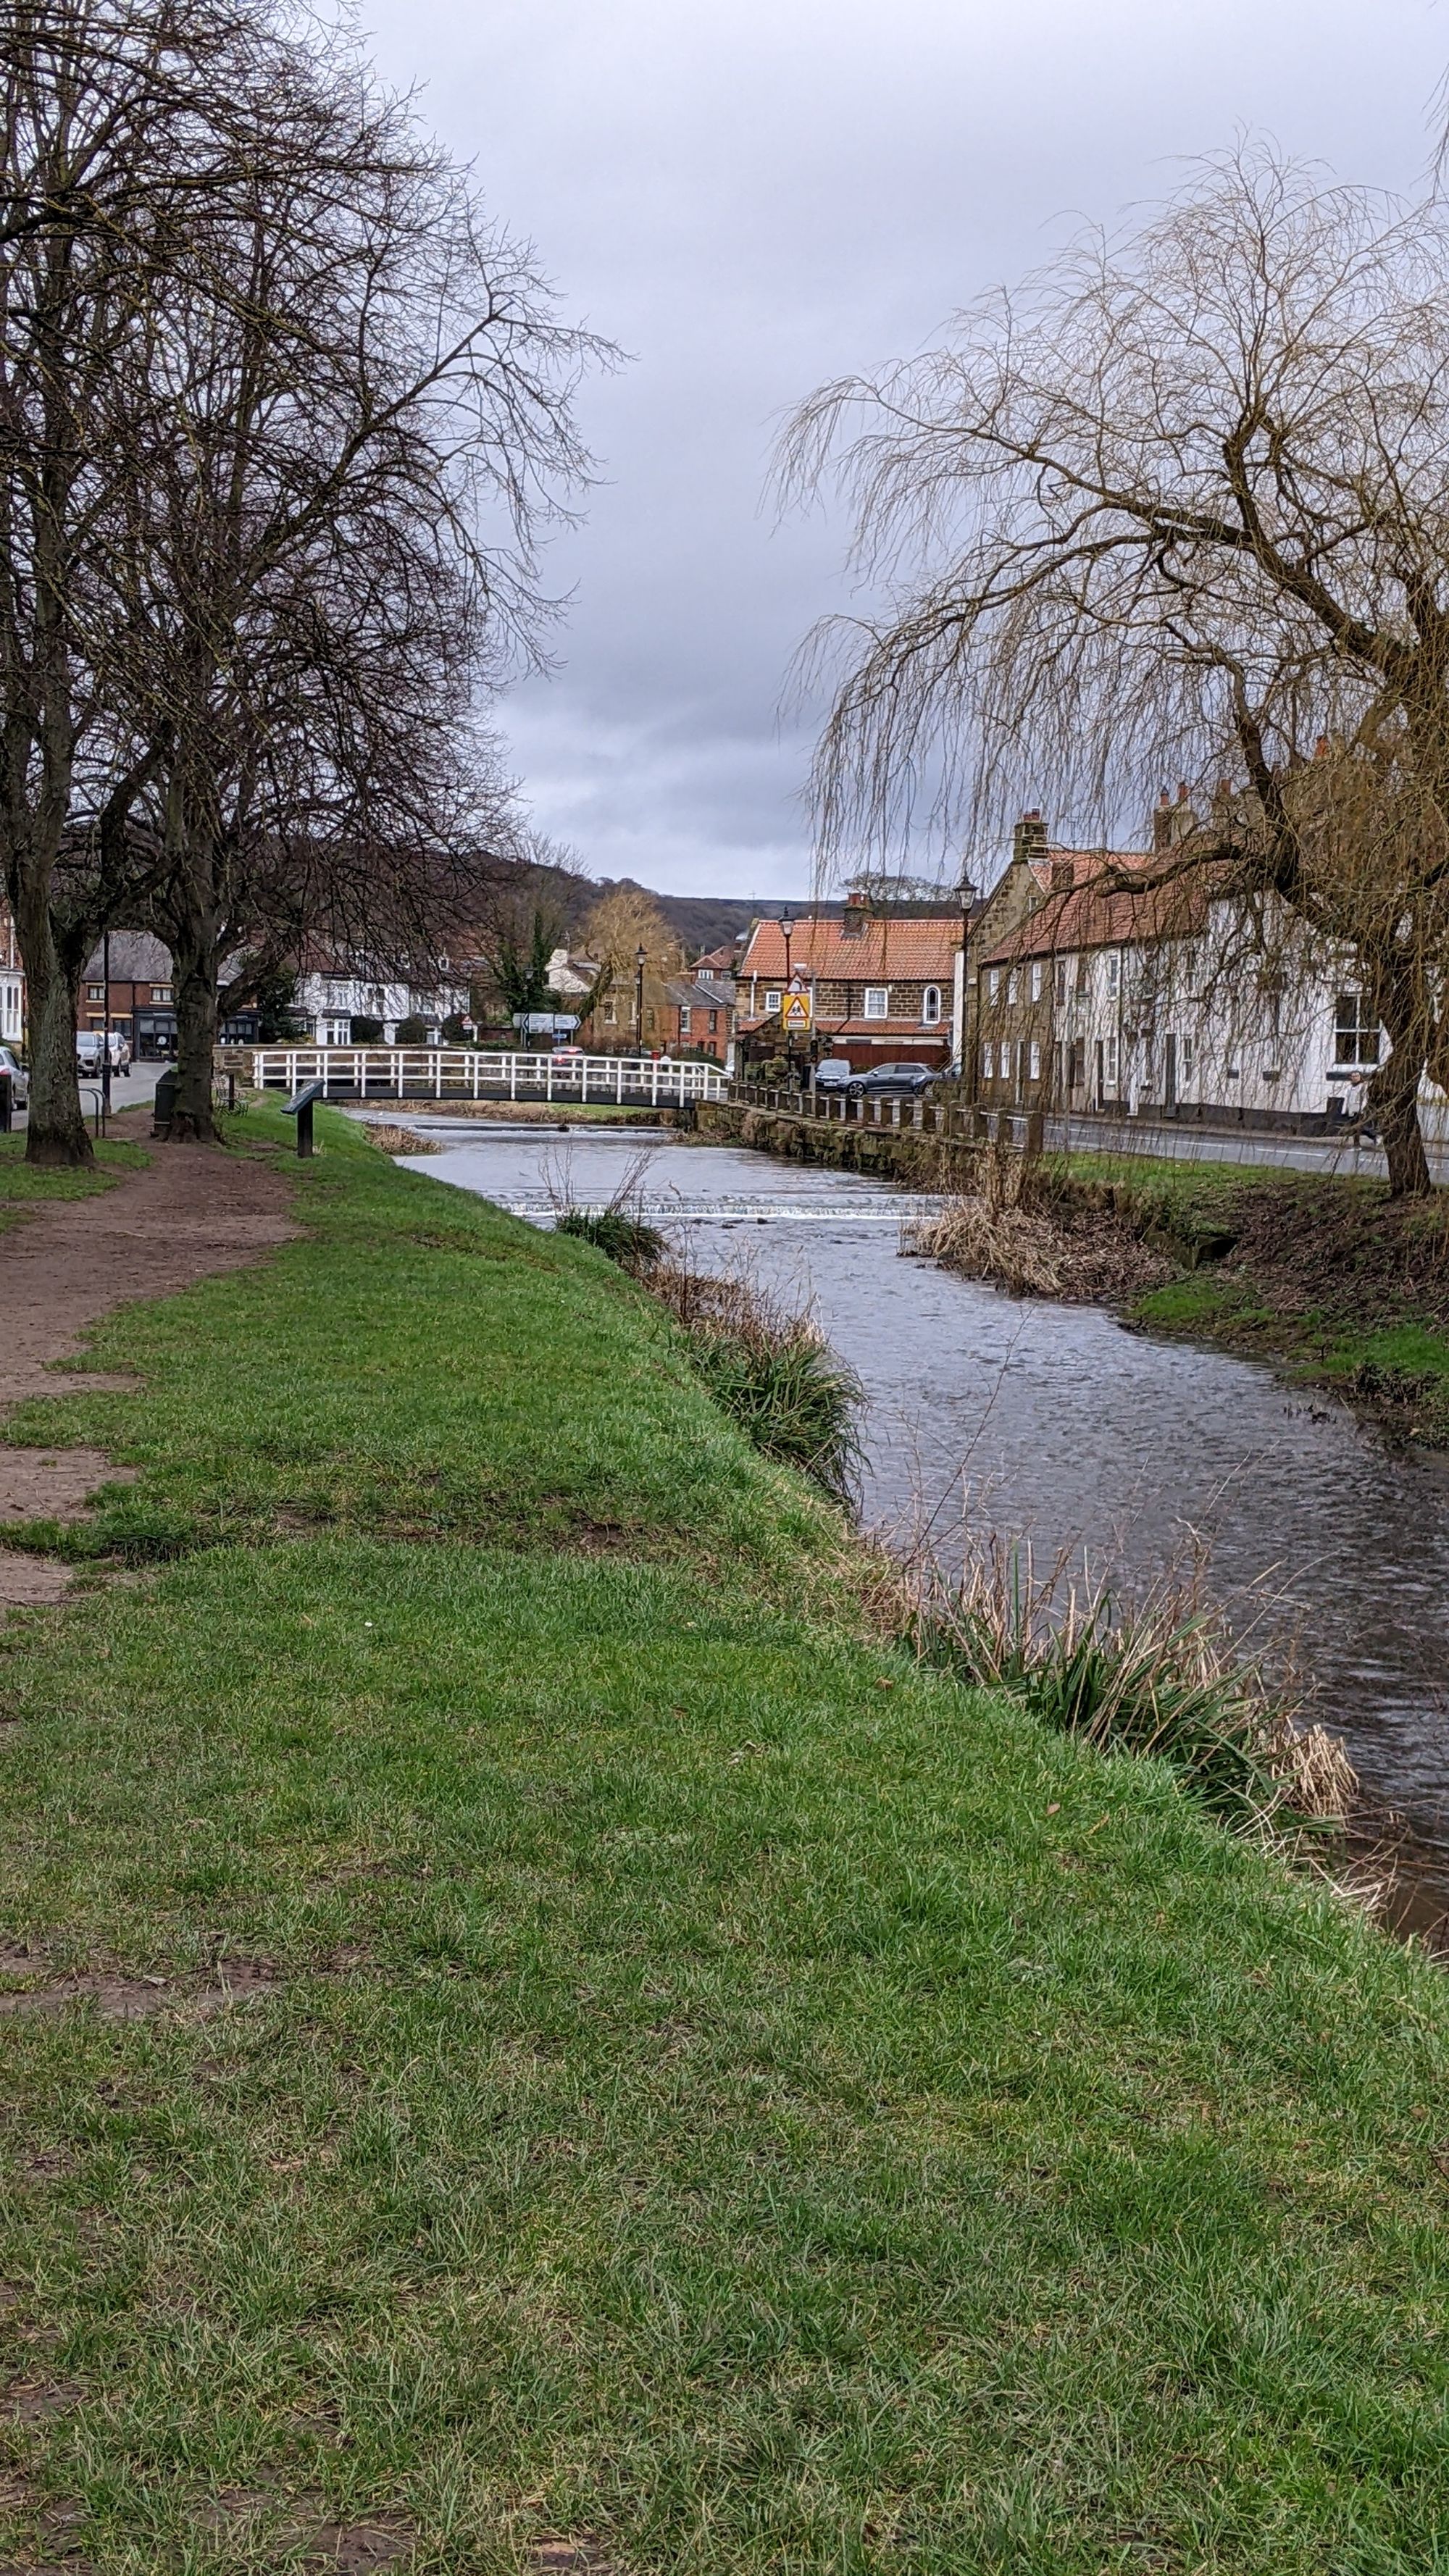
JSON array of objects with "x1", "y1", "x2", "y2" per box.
[
  {"x1": 395, "y1": 1015, "x2": 431, "y2": 1045},
  {"x1": 349, "y1": 1014, "x2": 384, "y2": 1043}
]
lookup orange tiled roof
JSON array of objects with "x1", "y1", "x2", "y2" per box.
[
  {"x1": 740, "y1": 911, "x2": 959, "y2": 982},
  {"x1": 981, "y1": 868, "x2": 1207, "y2": 968}
]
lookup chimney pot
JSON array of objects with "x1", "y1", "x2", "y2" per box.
[{"x1": 1177, "y1": 780, "x2": 1190, "y2": 803}]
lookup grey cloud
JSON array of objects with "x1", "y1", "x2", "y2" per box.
[{"x1": 365, "y1": 0, "x2": 1444, "y2": 896}]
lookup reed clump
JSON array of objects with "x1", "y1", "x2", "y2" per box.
[
  {"x1": 367, "y1": 1122, "x2": 441, "y2": 1155},
  {"x1": 903, "y1": 1139, "x2": 1068, "y2": 1296},
  {"x1": 555, "y1": 1205, "x2": 666, "y2": 1266},
  {"x1": 920, "y1": 1533, "x2": 1356, "y2": 1833},
  {"x1": 648, "y1": 1257, "x2": 864, "y2": 1510}
]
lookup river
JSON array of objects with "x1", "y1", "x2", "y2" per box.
[{"x1": 398, "y1": 1116, "x2": 1449, "y2": 1863}]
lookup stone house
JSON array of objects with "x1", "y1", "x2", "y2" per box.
[{"x1": 736, "y1": 895, "x2": 961, "y2": 1066}]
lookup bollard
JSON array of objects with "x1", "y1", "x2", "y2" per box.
[
  {"x1": 0, "y1": 1071, "x2": 9, "y2": 1132},
  {"x1": 152, "y1": 1067, "x2": 177, "y2": 1138}
]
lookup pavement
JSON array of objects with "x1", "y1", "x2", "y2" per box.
[{"x1": 12, "y1": 1058, "x2": 170, "y2": 1137}]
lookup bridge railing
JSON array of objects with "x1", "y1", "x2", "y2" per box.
[{"x1": 237, "y1": 1046, "x2": 728, "y2": 1106}]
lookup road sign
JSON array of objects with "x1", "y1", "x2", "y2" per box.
[{"x1": 781, "y1": 989, "x2": 811, "y2": 1032}]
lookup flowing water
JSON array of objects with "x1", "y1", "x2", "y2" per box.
[{"x1": 400, "y1": 1117, "x2": 1449, "y2": 1862}]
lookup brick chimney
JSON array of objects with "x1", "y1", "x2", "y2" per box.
[
  {"x1": 1012, "y1": 810, "x2": 1048, "y2": 866},
  {"x1": 841, "y1": 887, "x2": 866, "y2": 939},
  {"x1": 1153, "y1": 787, "x2": 1173, "y2": 853}
]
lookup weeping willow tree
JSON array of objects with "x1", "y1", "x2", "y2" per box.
[{"x1": 782, "y1": 148, "x2": 1449, "y2": 1194}]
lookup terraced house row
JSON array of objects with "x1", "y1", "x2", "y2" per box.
[{"x1": 973, "y1": 803, "x2": 1393, "y2": 1134}]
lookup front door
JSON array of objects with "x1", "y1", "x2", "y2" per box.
[
  {"x1": 1094, "y1": 1038, "x2": 1104, "y2": 1109},
  {"x1": 1164, "y1": 1032, "x2": 1178, "y2": 1113}
]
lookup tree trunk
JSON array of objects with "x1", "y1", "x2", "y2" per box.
[
  {"x1": 1371, "y1": 1028, "x2": 1432, "y2": 1198},
  {"x1": 168, "y1": 914, "x2": 220, "y2": 1143},
  {"x1": 17, "y1": 904, "x2": 92, "y2": 1168}
]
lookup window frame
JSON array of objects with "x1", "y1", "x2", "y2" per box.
[{"x1": 863, "y1": 985, "x2": 890, "y2": 1020}]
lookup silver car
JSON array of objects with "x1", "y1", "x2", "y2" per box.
[{"x1": 0, "y1": 1044, "x2": 28, "y2": 1108}]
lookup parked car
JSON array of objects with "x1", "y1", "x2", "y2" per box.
[
  {"x1": 0, "y1": 1043, "x2": 28, "y2": 1108},
  {"x1": 811, "y1": 1056, "x2": 854, "y2": 1090},
  {"x1": 76, "y1": 1029, "x2": 130, "y2": 1073},
  {"x1": 845, "y1": 1060, "x2": 938, "y2": 1100}
]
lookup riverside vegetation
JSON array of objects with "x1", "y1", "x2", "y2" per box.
[
  {"x1": 904, "y1": 1140, "x2": 1449, "y2": 1447},
  {"x1": 0, "y1": 1107, "x2": 1448, "y2": 2569}
]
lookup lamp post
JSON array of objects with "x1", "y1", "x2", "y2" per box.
[
  {"x1": 956, "y1": 870, "x2": 977, "y2": 1105},
  {"x1": 635, "y1": 943, "x2": 646, "y2": 1047}
]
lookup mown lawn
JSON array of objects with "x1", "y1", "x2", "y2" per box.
[
  {"x1": 0, "y1": 1129, "x2": 149, "y2": 1233},
  {"x1": 1, "y1": 1109, "x2": 1448, "y2": 2573}
]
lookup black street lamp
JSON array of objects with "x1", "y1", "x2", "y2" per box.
[
  {"x1": 635, "y1": 943, "x2": 646, "y2": 1045},
  {"x1": 100, "y1": 927, "x2": 111, "y2": 1129}
]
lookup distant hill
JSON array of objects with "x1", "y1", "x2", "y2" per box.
[{"x1": 477, "y1": 855, "x2": 767, "y2": 961}]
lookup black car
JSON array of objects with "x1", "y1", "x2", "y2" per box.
[{"x1": 846, "y1": 1060, "x2": 938, "y2": 1100}]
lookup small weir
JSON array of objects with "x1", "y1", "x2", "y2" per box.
[{"x1": 397, "y1": 1114, "x2": 1449, "y2": 1870}]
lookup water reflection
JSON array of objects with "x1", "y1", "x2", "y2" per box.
[{"x1": 405, "y1": 1121, "x2": 1449, "y2": 1847}]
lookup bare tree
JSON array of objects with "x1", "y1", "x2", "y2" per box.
[
  {"x1": 0, "y1": 0, "x2": 274, "y2": 1162},
  {"x1": 97, "y1": 13, "x2": 598, "y2": 1139},
  {"x1": 783, "y1": 149, "x2": 1449, "y2": 1194}
]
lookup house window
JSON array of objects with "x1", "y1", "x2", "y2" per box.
[
  {"x1": 1006, "y1": 969, "x2": 1019, "y2": 1005},
  {"x1": 922, "y1": 984, "x2": 941, "y2": 1024},
  {"x1": 1106, "y1": 950, "x2": 1120, "y2": 998},
  {"x1": 325, "y1": 1017, "x2": 349, "y2": 1045},
  {"x1": 1029, "y1": 1040, "x2": 1041, "y2": 1081},
  {"x1": 988, "y1": 967, "x2": 1001, "y2": 1003},
  {"x1": 709, "y1": 1009, "x2": 719, "y2": 1033},
  {"x1": 1075, "y1": 956, "x2": 1088, "y2": 997},
  {"x1": 603, "y1": 998, "x2": 617, "y2": 1024},
  {"x1": 87, "y1": 983, "x2": 105, "y2": 1001},
  {"x1": 981, "y1": 1040, "x2": 995, "y2": 1082},
  {"x1": 646, "y1": 1006, "x2": 656, "y2": 1032},
  {"x1": 678, "y1": 1005, "x2": 691, "y2": 1034},
  {"x1": 1335, "y1": 992, "x2": 1379, "y2": 1064},
  {"x1": 863, "y1": 986, "x2": 890, "y2": 1019},
  {"x1": 1068, "y1": 1037, "x2": 1085, "y2": 1090},
  {"x1": 1182, "y1": 1032, "x2": 1195, "y2": 1084},
  {"x1": 764, "y1": 989, "x2": 782, "y2": 1013},
  {"x1": 151, "y1": 984, "x2": 172, "y2": 1003},
  {"x1": 1054, "y1": 957, "x2": 1068, "y2": 1005},
  {"x1": 1104, "y1": 1034, "x2": 1119, "y2": 1088},
  {"x1": 1030, "y1": 961, "x2": 1043, "y2": 1003}
]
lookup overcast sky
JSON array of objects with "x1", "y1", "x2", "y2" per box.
[{"x1": 362, "y1": 0, "x2": 1447, "y2": 900}]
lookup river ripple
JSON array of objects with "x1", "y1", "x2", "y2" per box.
[{"x1": 403, "y1": 1121, "x2": 1449, "y2": 1852}]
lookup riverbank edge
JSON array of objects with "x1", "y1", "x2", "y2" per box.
[
  {"x1": 696, "y1": 1098, "x2": 1449, "y2": 1452},
  {"x1": 3, "y1": 1105, "x2": 1449, "y2": 2564}
]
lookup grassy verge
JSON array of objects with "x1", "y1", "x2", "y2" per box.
[
  {"x1": 1, "y1": 1111, "x2": 1448, "y2": 2572},
  {"x1": 1049, "y1": 1151, "x2": 1449, "y2": 1442},
  {"x1": 0, "y1": 1130, "x2": 149, "y2": 1233}
]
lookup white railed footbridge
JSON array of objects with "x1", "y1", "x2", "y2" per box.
[{"x1": 245, "y1": 1046, "x2": 728, "y2": 1107}]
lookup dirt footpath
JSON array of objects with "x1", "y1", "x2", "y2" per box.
[
  {"x1": 0, "y1": 1128, "x2": 295, "y2": 1408},
  {"x1": 0, "y1": 1129, "x2": 296, "y2": 1602}
]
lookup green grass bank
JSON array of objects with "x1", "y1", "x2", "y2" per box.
[{"x1": 1, "y1": 1111, "x2": 1448, "y2": 2573}]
